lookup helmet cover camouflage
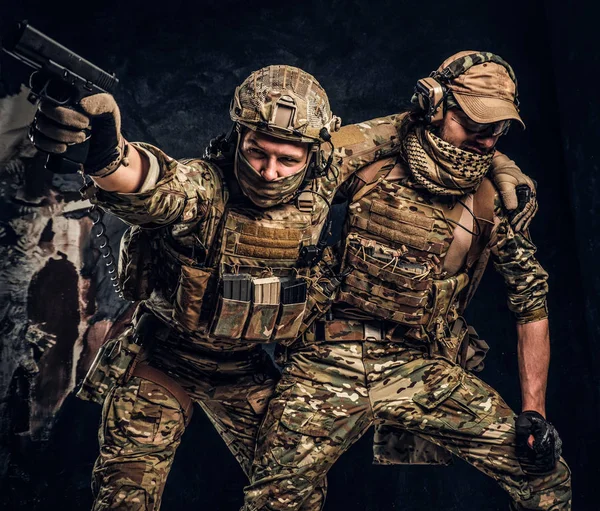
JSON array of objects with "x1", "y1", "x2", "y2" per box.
[{"x1": 230, "y1": 65, "x2": 341, "y2": 143}]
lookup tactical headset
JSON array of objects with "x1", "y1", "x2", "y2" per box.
[{"x1": 412, "y1": 52, "x2": 519, "y2": 124}]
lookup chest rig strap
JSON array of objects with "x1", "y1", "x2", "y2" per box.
[{"x1": 340, "y1": 158, "x2": 486, "y2": 330}]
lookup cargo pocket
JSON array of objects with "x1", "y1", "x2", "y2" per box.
[
  {"x1": 271, "y1": 396, "x2": 337, "y2": 468},
  {"x1": 243, "y1": 303, "x2": 279, "y2": 341},
  {"x1": 412, "y1": 363, "x2": 492, "y2": 432},
  {"x1": 78, "y1": 330, "x2": 142, "y2": 405},
  {"x1": 210, "y1": 296, "x2": 251, "y2": 339},
  {"x1": 172, "y1": 266, "x2": 211, "y2": 331},
  {"x1": 109, "y1": 379, "x2": 185, "y2": 448},
  {"x1": 272, "y1": 301, "x2": 307, "y2": 341},
  {"x1": 412, "y1": 364, "x2": 463, "y2": 410}
]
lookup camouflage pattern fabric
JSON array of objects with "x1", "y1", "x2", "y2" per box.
[
  {"x1": 241, "y1": 341, "x2": 571, "y2": 511},
  {"x1": 403, "y1": 127, "x2": 494, "y2": 196},
  {"x1": 240, "y1": 117, "x2": 564, "y2": 510},
  {"x1": 335, "y1": 153, "x2": 549, "y2": 328},
  {"x1": 490, "y1": 196, "x2": 549, "y2": 323},
  {"x1": 83, "y1": 115, "x2": 405, "y2": 510},
  {"x1": 90, "y1": 340, "x2": 328, "y2": 511},
  {"x1": 84, "y1": 112, "x2": 546, "y2": 509},
  {"x1": 91, "y1": 376, "x2": 186, "y2": 511},
  {"x1": 373, "y1": 424, "x2": 453, "y2": 465}
]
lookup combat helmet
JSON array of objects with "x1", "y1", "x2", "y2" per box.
[{"x1": 230, "y1": 65, "x2": 341, "y2": 144}]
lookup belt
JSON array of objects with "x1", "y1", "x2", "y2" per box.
[
  {"x1": 315, "y1": 319, "x2": 385, "y2": 341},
  {"x1": 131, "y1": 363, "x2": 194, "y2": 426}
]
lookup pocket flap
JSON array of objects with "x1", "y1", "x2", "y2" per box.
[
  {"x1": 412, "y1": 364, "x2": 463, "y2": 410},
  {"x1": 280, "y1": 403, "x2": 335, "y2": 438},
  {"x1": 273, "y1": 301, "x2": 306, "y2": 341},
  {"x1": 210, "y1": 296, "x2": 251, "y2": 339}
]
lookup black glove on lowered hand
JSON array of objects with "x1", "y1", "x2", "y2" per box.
[{"x1": 515, "y1": 410, "x2": 562, "y2": 476}]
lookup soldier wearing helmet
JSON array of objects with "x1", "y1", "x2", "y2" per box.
[
  {"x1": 240, "y1": 52, "x2": 571, "y2": 511},
  {"x1": 30, "y1": 64, "x2": 352, "y2": 511},
  {"x1": 30, "y1": 60, "x2": 544, "y2": 510}
]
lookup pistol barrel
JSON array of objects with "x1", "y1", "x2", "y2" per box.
[{"x1": 2, "y1": 21, "x2": 118, "y2": 93}]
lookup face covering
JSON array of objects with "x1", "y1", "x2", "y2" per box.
[
  {"x1": 403, "y1": 126, "x2": 494, "y2": 196},
  {"x1": 233, "y1": 148, "x2": 308, "y2": 208}
]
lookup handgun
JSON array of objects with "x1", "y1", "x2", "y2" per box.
[{"x1": 1, "y1": 21, "x2": 118, "y2": 174}]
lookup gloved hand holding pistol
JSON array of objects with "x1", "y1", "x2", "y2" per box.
[
  {"x1": 491, "y1": 151, "x2": 538, "y2": 232},
  {"x1": 30, "y1": 93, "x2": 128, "y2": 178}
]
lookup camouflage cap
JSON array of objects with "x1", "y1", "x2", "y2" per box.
[
  {"x1": 230, "y1": 65, "x2": 341, "y2": 143},
  {"x1": 438, "y1": 51, "x2": 525, "y2": 129}
]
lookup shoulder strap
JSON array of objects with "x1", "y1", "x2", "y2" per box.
[
  {"x1": 351, "y1": 156, "x2": 400, "y2": 203},
  {"x1": 459, "y1": 177, "x2": 496, "y2": 312}
]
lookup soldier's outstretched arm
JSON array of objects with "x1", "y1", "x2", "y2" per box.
[
  {"x1": 31, "y1": 93, "x2": 223, "y2": 228},
  {"x1": 30, "y1": 93, "x2": 150, "y2": 193}
]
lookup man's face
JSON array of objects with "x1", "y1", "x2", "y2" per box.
[
  {"x1": 438, "y1": 108, "x2": 509, "y2": 155},
  {"x1": 240, "y1": 129, "x2": 310, "y2": 181}
]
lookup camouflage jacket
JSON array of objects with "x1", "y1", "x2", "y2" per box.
[
  {"x1": 330, "y1": 117, "x2": 548, "y2": 468},
  {"x1": 89, "y1": 117, "x2": 402, "y2": 360},
  {"x1": 333, "y1": 119, "x2": 548, "y2": 328}
]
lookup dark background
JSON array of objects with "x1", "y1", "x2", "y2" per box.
[{"x1": 0, "y1": 0, "x2": 598, "y2": 509}]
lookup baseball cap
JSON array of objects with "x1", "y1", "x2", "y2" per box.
[{"x1": 439, "y1": 51, "x2": 525, "y2": 129}]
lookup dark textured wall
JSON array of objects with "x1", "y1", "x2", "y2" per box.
[{"x1": 0, "y1": 1, "x2": 597, "y2": 509}]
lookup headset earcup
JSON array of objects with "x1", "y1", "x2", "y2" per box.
[{"x1": 415, "y1": 77, "x2": 446, "y2": 124}]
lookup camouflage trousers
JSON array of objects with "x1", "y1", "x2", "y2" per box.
[
  {"x1": 90, "y1": 347, "x2": 327, "y2": 511},
  {"x1": 241, "y1": 341, "x2": 572, "y2": 510}
]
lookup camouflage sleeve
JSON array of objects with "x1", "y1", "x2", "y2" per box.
[
  {"x1": 490, "y1": 196, "x2": 549, "y2": 324},
  {"x1": 91, "y1": 142, "x2": 224, "y2": 228},
  {"x1": 322, "y1": 113, "x2": 404, "y2": 196}
]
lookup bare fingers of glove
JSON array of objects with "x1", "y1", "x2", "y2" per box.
[
  {"x1": 38, "y1": 101, "x2": 90, "y2": 130},
  {"x1": 512, "y1": 200, "x2": 536, "y2": 232},
  {"x1": 79, "y1": 92, "x2": 120, "y2": 118},
  {"x1": 34, "y1": 113, "x2": 88, "y2": 145},
  {"x1": 515, "y1": 201, "x2": 538, "y2": 233}
]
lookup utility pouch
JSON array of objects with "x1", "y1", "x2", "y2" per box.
[
  {"x1": 243, "y1": 276, "x2": 281, "y2": 341},
  {"x1": 436, "y1": 316, "x2": 468, "y2": 364},
  {"x1": 458, "y1": 325, "x2": 490, "y2": 372},
  {"x1": 298, "y1": 280, "x2": 334, "y2": 337},
  {"x1": 211, "y1": 297, "x2": 251, "y2": 339},
  {"x1": 296, "y1": 246, "x2": 340, "y2": 338},
  {"x1": 243, "y1": 302, "x2": 279, "y2": 341},
  {"x1": 427, "y1": 273, "x2": 469, "y2": 330},
  {"x1": 172, "y1": 265, "x2": 211, "y2": 331},
  {"x1": 272, "y1": 278, "x2": 307, "y2": 341},
  {"x1": 76, "y1": 329, "x2": 143, "y2": 405},
  {"x1": 117, "y1": 225, "x2": 155, "y2": 301},
  {"x1": 210, "y1": 274, "x2": 252, "y2": 339},
  {"x1": 273, "y1": 301, "x2": 307, "y2": 341},
  {"x1": 340, "y1": 234, "x2": 433, "y2": 326}
]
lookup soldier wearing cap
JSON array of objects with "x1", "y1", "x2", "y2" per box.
[
  {"x1": 241, "y1": 52, "x2": 571, "y2": 510},
  {"x1": 28, "y1": 60, "x2": 541, "y2": 510}
]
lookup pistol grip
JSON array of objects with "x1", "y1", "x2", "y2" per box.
[{"x1": 45, "y1": 138, "x2": 90, "y2": 174}]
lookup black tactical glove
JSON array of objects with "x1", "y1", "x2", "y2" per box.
[
  {"x1": 515, "y1": 410, "x2": 562, "y2": 476},
  {"x1": 30, "y1": 93, "x2": 127, "y2": 177},
  {"x1": 490, "y1": 152, "x2": 538, "y2": 232}
]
